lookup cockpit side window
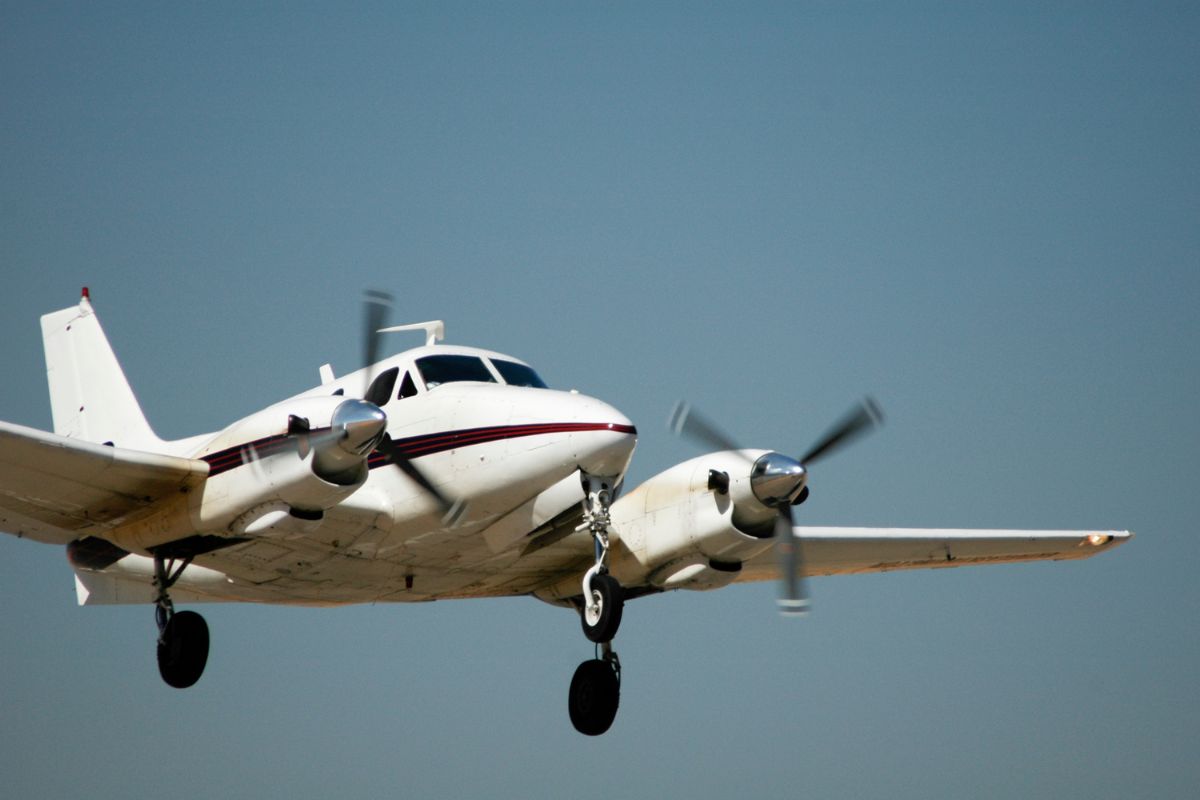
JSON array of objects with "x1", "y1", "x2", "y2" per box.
[
  {"x1": 492, "y1": 359, "x2": 549, "y2": 389},
  {"x1": 415, "y1": 355, "x2": 498, "y2": 389},
  {"x1": 366, "y1": 366, "x2": 399, "y2": 405},
  {"x1": 397, "y1": 370, "x2": 418, "y2": 399}
]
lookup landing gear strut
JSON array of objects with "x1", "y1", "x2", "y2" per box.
[
  {"x1": 154, "y1": 554, "x2": 209, "y2": 689},
  {"x1": 569, "y1": 474, "x2": 624, "y2": 735},
  {"x1": 578, "y1": 474, "x2": 624, "y2": 643}
]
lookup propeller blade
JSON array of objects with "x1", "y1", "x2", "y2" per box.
[
  {"x1": 774, "y1": 503, "x2": 809, "y2": 616},
  {"x1": 377, "y1": 434, "x2": 467, "y2": 525},
  {"x1": 799, "y1": 397, "x2": 883, "y2": 466},
  {"x1": 294, "y1": 426, "x2": 346, "y2": 457},
  {"x1": 361, "y1": 289, "x2": 396, "y2": 401},
  {"x1": 363, "y1": 289, "x2": 393, "y2": 370},
  {"x1": 359, "y1": 288, "x2": 463, "y2": 524},
  {"x1": 668, "y1": 401, "x2": 743, "y2": 453},
  {"x1": 286, "y1": 413, "x2": 355, "y2": 462}
]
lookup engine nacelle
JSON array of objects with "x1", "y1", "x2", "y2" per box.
[
  {"x1": 609, "y1": 450, "x2": 779, "y2": 591},
  {"x1": 191, "y1": 396, "x2": 381, "y2": 534}
]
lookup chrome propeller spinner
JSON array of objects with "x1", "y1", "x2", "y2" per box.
[
  {"x1": 331, "y1": 398, "x2": 388, "y2": 457},
  {"x1": 300, "y1": 398, "x2": 391, "y2": 485},
  {"x1": 750, "y1": 452, "x2": 808, "y2": 506},
  {"x1": 670, "y1": 397, "x2": 883, "y2": 616}
]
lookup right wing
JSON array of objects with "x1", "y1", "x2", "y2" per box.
[
  {"x1": 0, "y1": 420, "x2": 208, "y2": 544},
  {"x1": 736, "y1": 527, "x2": 1132, "y2": 582}
]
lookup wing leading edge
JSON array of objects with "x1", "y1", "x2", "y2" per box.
[
  {"x1": 0, "y1": 420, "x2": 208, "y2": 544},
  {"x1": 736, "y1": 527, "x2": 1132, "y2": 582}
]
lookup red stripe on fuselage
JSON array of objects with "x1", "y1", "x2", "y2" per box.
[{"x1": 203, "y1": 421, "x2": 636, "y2": 476}]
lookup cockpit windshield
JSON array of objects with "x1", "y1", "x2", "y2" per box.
[
  {"x1": 416, "y1": 355, "x2": 497, "y2": 388},
  {"x1": 491, "y1": 359, "x2": 549, "y2": 389}
]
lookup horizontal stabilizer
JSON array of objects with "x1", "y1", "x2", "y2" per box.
[{"x1": 74, "y1": 558, "x2": 226, "y2": 606}]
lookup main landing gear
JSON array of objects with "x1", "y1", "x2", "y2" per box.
[
  {"x1": 154, "y1": 553, "x2": 209, "y2": 689},
  {"x1": 568, "y1": 474, "x2": 624, "y2": 736}
]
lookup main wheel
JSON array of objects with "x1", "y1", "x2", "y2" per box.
[
  {"x1": 157, "y1": 610, "x2": 209, "y2": 689},
  {"x1": 568, "y1": 659, "x2": 620, "y2": 736},
  {"x1": 581, "y1": 573, "x2": 624, "y2": 643}
]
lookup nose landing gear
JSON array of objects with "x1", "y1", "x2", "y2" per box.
[{"x1": 569, "y1": 474, "x2": 624, "y2": 735}]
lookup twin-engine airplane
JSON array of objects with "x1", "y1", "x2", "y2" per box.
[{"x1": 1, "y1": 290, "x2": 1131, "y2": 735}]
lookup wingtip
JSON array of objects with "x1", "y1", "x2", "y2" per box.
[{"x1": 1080, "y1": 530, "x2": 1134, "y2": 550}]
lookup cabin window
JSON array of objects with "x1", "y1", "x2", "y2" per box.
[
  {"x1": 492, "y1": 359, "x2": 549, "y2": 389},
  {"x1": 397, "y1": 371, "x2": 418, "y2": 399},
  {"x1": 415, "y1": 355, "x2": 497, "y2": 388}
]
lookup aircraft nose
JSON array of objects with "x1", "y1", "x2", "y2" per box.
[{"x1": 568, "y1": 393, "x2": 637, "y2": 477}]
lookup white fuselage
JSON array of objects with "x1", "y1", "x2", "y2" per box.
[{"x1": 98, "y1": 343, "x2": 638, "y2": 604}]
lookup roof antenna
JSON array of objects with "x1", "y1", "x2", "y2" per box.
[{"x1": 377, "y1": 320, "x2": 446, "y2": 347}]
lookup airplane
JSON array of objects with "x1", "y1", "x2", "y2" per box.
[{"x1": 0, "y1": 288, "x2": 1131, "y2": 736}]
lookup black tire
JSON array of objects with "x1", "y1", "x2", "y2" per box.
[
  {"x1": 568, "y1": 659, "x2": 620, "y2": 736},
  {"x1": 157, "y1": 610, "x2": 209, "y2": 689},
  {"x1": 580, "y1": 573, "x2": 624, "y2": 644}
]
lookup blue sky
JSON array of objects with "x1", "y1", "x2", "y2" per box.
[{"x1": 2, "y1": 3, "x2": 1197, "y2": 797}]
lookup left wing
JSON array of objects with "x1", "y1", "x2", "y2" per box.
[
  {"x1": 0, "y1": 421, "x2": 209, "y2": 544},
  {"x1": 737, "y1": 527, "x2": 1132, "y2": 582}
]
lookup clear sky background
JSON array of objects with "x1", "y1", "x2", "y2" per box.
[{"x1": 1, "y1": 3, "x2": 1197, "y2": 797}]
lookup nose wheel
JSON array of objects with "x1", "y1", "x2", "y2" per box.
[{"x1": 581, "y1": 572, "x2": 624, "y2": 643}]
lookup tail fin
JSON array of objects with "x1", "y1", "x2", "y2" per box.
[{"x1": 40, "y1": 290, "x2": 164, "y2": 451}]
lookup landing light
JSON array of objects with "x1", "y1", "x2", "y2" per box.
[{"x1": 1086, "y1": 533, "x2": 1111, "y2": 546}]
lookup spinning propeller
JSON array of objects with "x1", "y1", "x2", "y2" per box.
[
  {"x1": 669, "y1": 397, "x2": 883, "y2": 616},
  {"x1": 298, "y1": 290, "x2": 465, "y2": 522},
  {"x1": 362, "y1": 290, "x2": 466, "y2": 522}
]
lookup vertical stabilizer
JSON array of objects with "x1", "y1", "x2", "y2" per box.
[{"x1": 40, "y1": 290, "x2": 164, "y2": 451}]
